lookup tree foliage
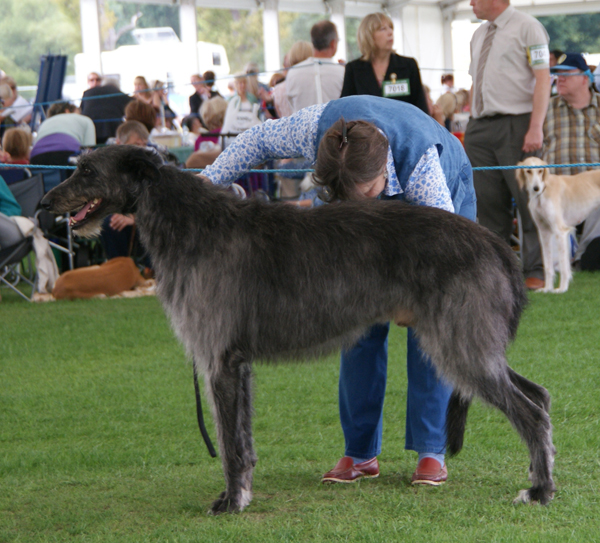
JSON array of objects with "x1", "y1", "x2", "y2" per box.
[
  {"x1": 0, "y1": 0, "x2": 81, "y2": 85},
  {"x1": 537, "y1": 13, "x2": 600, "y2": 54}
]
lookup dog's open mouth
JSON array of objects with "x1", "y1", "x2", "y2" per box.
[{"x1": 69, "y1": 198, "x2": 103, "y2": 228}]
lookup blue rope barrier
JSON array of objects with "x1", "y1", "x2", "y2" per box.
[{"x1": 4, "y1": 162, "x2": 600, "y2": 174}]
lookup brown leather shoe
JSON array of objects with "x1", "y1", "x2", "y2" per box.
[
  {"x1": 525, "y1": 277, "x2": 545, "y2": 291},
  {"x1": 322, "y1": 456, "x2": 379, "y2": 483},
  {"x1": 411, "y1": 457, "x2": 448, "y2": 486}
]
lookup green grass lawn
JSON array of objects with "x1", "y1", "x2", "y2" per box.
[{"x1": 1, "y1": 273, "x2": 599, "y2": 542}]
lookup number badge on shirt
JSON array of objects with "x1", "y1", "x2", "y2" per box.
[
  {"x1": 383, "y1": 78, "x2": 410, "y2": 98},
  {"x1": 527, "y1": 44, "x2": 550, "y2": 67}
]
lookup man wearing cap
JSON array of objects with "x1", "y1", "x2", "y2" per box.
[
  {"x1": 544, "y1": 53, "x2": 600, "y2": 270},
  {"x1": 464, "y1": 0, "x2": 551, "y2": 291}
]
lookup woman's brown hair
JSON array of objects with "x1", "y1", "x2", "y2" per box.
[
  {"x1": 125, "y1": 99, "x2": 156, "y2": 132},
  {"x1": 2, "y1": 128, "x2": 32, "y2": 159},
  {"x1": 314, "y1": 118, "x2": 388, "y2": 202}
]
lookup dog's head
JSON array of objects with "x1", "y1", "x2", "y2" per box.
[
  {"x1": 41, "y1": 145, "x2": 162, "y2": 238},
  {"x1": 516, "y1": 157, "x2": 549, "y2": 197}
]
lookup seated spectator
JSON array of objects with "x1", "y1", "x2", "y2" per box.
[
  {"x1": 221, "y1": 75, "x2": 261, "y2": 144},
  {"x1": 30, "y1": 102, "x2": 96, "y2": 168},
  {"x1": 203, "y1": 71, "x2": 222, "y2": 98},
  {"x1": 272, "y1": 42, "x2": 313, "y2": 118},
  {"x1": 186, "y1": 97, "x2": 227, "y2": 169},
  {"x1": 544, "y1": 53, "x2": 600, "y2": 270},
  {"x1": 124, "y1": 101, "x2": 172, "y2": 163},
  {"x1": 435, "y1": 92, "x2": 458, "y2": 131},
  {"x1": 1, "y1": 127, "x2": 31, "y2": 165},
  {"x1": 455, "y1": 89, "x2": 470, "y2": 113},
  {"x1": 441, "y1": 73, "x2": 455, "y2": 94},
  {"x1": 115, "y1": 120, "x2": 150, "y2": 147},
  {"x1": 0, "y1": 175, "x2": 21, "y2": 216},
  {"x1": 195, "y1": 96, "x2": 227, "y2": 149},
  {"x1": 87, "y1": 72, "x2": 102, "y2": 89},
  {"x1": 549, "y1": 50, "x2": 565, "y2": 95},
  {"x1": 80, "y1": 77, "x2": 132, "y2": 144},
  {"x1": 101, "y1": 120, "x2": 153, "y2": 266},
  {"x1": 133, "y1": 76, "x2": 153, "y2": 104},
  {"x1": 0, "y1": 76, "x2": 33, "y2": 125},
  {"x1": 0, "y1": 127, "x2": 31, "y2": 184},
  {"x1": 0, "y1": 83, "x2": 17, "y2": 140},
  {"x1": 244, "y1": 62, "x2": 267, "y2": 102},
  {"x1": 150, "y1": 80, "x2": 177, "y2": 130},
  {"x1": 182, "y1": 114, "x2": 202, "y2": 137},
  {"x1": 189, "y1": 74, "x2": 209, "y2": 116},
  {"x1": 549, "y1": 49, "x2": 564, "y2": 68},
  {"x1": 124, "y1": 99, "x2": 156, "y2": 133}
]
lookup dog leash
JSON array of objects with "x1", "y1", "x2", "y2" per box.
[{"x1": 193, "y1": 366, "x2": 218, "y2": 458}]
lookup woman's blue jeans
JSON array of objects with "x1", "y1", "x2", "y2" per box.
[{"x1": 338, "y1": 176, "x2": 477, "y2": 459}]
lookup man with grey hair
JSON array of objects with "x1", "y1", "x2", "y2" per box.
[
  {"x1": 285, "y1": 20, "x2": 345, "y2": 112},
  {"x1": 464, "y1": 0, "x2": 550, "y2": 290}
]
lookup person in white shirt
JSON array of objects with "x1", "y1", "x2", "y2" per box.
[{"x1": 285, "y1": 20, "x2": 345, "y2": 112}]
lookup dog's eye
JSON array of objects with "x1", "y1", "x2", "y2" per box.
[{"x1": 81, "y1": 166, "x2": 92, "y2": 175}]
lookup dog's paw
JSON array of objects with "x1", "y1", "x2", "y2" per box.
[
  {"x1": 513, "y1": 488, "x2": 554, "y2": 505},
  {"x1": 513, "y1": 489, "x2": 531, "y2": 504},
  {"x1": 208, "y1": 493, "x2": 242, "y2": 515}
]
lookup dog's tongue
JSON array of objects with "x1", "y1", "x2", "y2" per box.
[{"x1": 73, "y1": 201, "x2": 94, "y2": 221}]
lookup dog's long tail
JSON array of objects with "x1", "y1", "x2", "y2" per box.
[
  {"x1": 446, "y1": 391, "x2": 472, "y2": 456},
  {"x1": 193, "y1": 366, "x2": 218, "y2": 458}
]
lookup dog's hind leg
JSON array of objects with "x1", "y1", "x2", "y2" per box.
[
  {"x1": 476, "y1": 373, "x2": 555, "y2": 505},
  {"x1": 205, "y1": 352, "x2": 256, "y2": 515},
  {"x1": 445, "y1": 390, "x2": 472, "y2": 457},
  {"x1": 508, "y1": 367, "x2": 551, "y2": 413}
]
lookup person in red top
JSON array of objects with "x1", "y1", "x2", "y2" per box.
[
  {"x1": 0, "y1": 127, "x2": 31, "y2": 184},
  {"x1": 1, "y1": 128, "x2": 31, "y2": 164}
]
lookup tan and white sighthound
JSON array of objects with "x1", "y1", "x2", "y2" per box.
[{"x1": 517, "y1": 157, "x2": 600, "y2": 292}]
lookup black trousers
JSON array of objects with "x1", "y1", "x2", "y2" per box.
[{"x1": 464, "y1": 114, "x2": 543, "y2": 280}]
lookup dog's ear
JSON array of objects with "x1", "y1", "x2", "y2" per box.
[{"x1": 122, "y1": 147, "x2": 162, "y2": 184}]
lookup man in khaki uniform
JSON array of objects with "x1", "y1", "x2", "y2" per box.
[{"x1": 464, "y1": 0, "x2": 550, "y2": 290}]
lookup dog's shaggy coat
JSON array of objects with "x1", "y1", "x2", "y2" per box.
[
  {"x1": 517, "y1": 156, "x2": 600, "y2": 293},
  {"x1": 42, "y1": 146, "x2": 556, "y2": 513}
]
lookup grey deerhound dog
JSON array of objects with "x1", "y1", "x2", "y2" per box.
[{"x1": 41, "y1": 145, "x2": 555, "y2": 513}]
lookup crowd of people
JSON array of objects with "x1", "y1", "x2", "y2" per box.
[{"x1": 2, "y1": 0, "x2": 600, "y2": 491}]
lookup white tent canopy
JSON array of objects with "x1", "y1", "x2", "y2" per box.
[{"x1": 79, "y1": 0, "x2": 589, "y2": 93}]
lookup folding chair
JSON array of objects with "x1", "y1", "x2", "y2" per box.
[
  {"x1": 1, "y1": 175, "x2": 47, "y2": 295},
  {"x1": 9, "y1": 175, "x2": 76, "y2": 270},
  {"x1": 0, "y1": 166, "x2": 31, "y2": 185},
  {"x1": 0, "y1": 213, "x2": 36, "y2": 301}
]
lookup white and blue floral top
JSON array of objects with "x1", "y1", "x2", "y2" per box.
[{"x1": 203, "y1": 103, "x2": 454, "y2": 212}]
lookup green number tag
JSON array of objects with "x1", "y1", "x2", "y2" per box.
[
  {"x1": 383, "y1": 79, "x2": 410, "y2": 97},
  {"x1": 528, "y1": 45, "x2": 549, "y2": 67}
]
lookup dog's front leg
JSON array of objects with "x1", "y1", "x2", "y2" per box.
[
  {"x1": 206, "y1": 355, "x2": 256, "y2": 515},
  {"x1": 537, "y1": 228, "x2": 556, "y2": 292},
  {"x1": 555, "y1": 229, "x2": 572, "y2": 293}
]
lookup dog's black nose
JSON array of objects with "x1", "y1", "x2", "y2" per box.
[{"x1": 533, "y1": 186, "x2": 539, "y2": 192}]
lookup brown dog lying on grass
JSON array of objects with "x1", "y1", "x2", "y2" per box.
[{"x1": 52, "y1": 257, "x2": 146, "y2": 300}]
